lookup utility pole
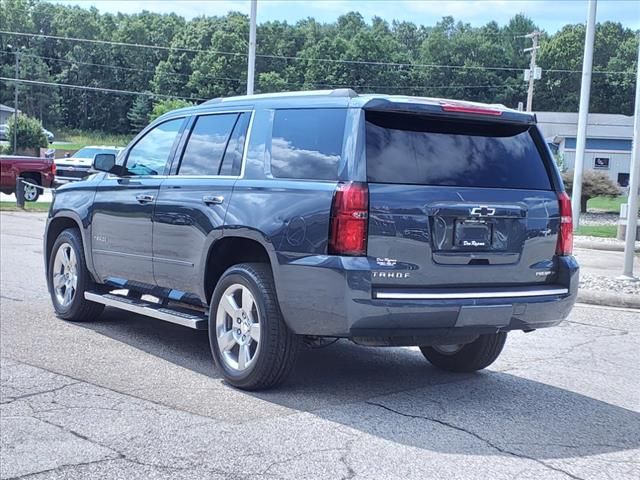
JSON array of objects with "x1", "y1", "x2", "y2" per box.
[
  {"x1": 620, "y1": 41, "x2": 640, "y2": 280},
  {"x1": 9, "y1": 46, "x2": 20, "y2": 154},
  {"x1": 524, "y1": 31, "x2": 540, "y2": 112},
  {"x1": 571, "y1": 0, "x2": 597, "y2": 229},
  {"x1": 247, "y1": 0, "x2": 257, "y2": 95}
]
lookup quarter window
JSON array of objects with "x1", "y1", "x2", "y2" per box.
[
  {"x1": 270, "y1": 109, "x2": 346, "y2": 180},
  {"x1": 178, "y1": 114, "x2": 239, "y2": 176},
  {"x1": 126, "y1": 118, "x2": 184, "y2": 176}
]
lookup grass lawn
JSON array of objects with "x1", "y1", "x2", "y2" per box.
[
  {"x1": 52, "y1": 130, "x2": 132, "y2": 151},
  {"x1": 575, "y1": 225, "x2": 617, "y2": 238},
  {"x1": 587, "y1": 196, "x2": 626, "y2": 213},
  {"x1": 0, "y1": 201, "x2": 51, "y2": 212}
]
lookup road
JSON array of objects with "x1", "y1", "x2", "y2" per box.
[{"x1": 1, "y1": 212, "x2": 639, "y2": 480}]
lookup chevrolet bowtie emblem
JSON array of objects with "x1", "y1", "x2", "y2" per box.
[{"x1": 470, "y1": 206, "x2": 496, "y2": 216}]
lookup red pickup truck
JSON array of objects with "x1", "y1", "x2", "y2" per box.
[{"x1": 0, "y1": 155, "x2": 56, "y2": 202}]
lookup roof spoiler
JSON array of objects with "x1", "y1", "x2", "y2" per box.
[{"x1": 363, "y1": 98, "x2": 536, "y2": 124}]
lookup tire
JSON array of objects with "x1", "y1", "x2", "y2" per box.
[
  {"x1": 420, "y1": 332, "x2": 507, "y2": 373},
  {"x1": 22, "y1": 176, "x2": 40, "y2": 202},
  {"x1": 209, "y1": 263, "x2": 300, "y2": 390},
  {"x1": 47, "y1": 228, "x2": 104, "y2": 322}
]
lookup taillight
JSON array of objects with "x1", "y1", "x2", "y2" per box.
[
  {"x1": 328, "y1": 182, "x2": 368, "y2": 256},
  {"x1": 51, "y1": 161, "x2": 56, "y2": 175},
  {"x1": 556, "y1": 192, "x2": 573, "y2": 256}
]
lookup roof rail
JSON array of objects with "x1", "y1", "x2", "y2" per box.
[
  {"x1": 329, "y1": 88, "x2": 358, "y2": 97},
  {"x1": 202, "y1": 89, "x2": 358, "y2": 105}
]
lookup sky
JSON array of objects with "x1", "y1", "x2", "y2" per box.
[{"x1": 52, "y1": 0, "x2": 640, "y2": 33}]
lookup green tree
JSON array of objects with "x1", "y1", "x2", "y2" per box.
[
  {"x1": 127, "y1": 94, "x2": 153, "y2": 132},
  {"x1": 149, "y1": 98, "x2": 194, "y2": 121},
  {"x1": 562, "y1": 170, "x2": 620, "y2": 213},
  {"x1": 7, "y1": 114, "x2": 49, "y2": 153}
]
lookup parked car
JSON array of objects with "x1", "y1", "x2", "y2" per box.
[
  {"x1": 54, "y1": 146, "x2": 121, "y2": 183},
  {"x1": 43, "y1": 128, "x2": 54, "y2": 143},
  {"x1": 0, "y1": 154, "x2": 56, "y2": 201},
  {"x1": 44, "y1": 90, "x2": 579, "y2": 390},
  {"x1": 0, "y1": 124, "x2": 54, "y2": 143}
]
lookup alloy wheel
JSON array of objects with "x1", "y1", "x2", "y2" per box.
[
  {"x1": 23, "y1": 183, "x2": 38, "y2": 201},
  {"x1": 432, "y1": 344, "x2": 464, "y2": 355},
  {"x1": 215, "y1": 283, "x2": 261, "y2": 372},
  {"x1": 52, "y1": 243, "x2": 78, "y2": 307}
]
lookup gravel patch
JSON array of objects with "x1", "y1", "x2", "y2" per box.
[
  {"x1": 579, "y1": 212, "x2": 619, "y2": 226},
  {"x1": 575, "y1": 235, "x2": 640, "y2": 248},
  {"x1": 579, "y1": 272, "x2": 640, "y2": 295}
]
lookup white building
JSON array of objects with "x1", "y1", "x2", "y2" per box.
[
  {"x1": 0, "y1": 104, "x2": 19, "y2": 125},
  {"x1": 536, "y1": 111, "x2": 633, "y2": 187}
]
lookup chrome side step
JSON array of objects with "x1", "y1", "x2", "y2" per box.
[{"x1": 85, "y1": 292, "x2": 208, "y2": 330}]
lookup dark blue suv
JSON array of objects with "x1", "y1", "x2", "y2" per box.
[{"x1": 44, "y1": 90, "x2": 578, "y2": 389}]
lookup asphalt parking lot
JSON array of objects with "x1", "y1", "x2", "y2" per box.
[{"x1": 1, "y1": 211, "x2": 639, "y2": 480}]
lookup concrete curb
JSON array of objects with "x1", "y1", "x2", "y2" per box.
[
  {"x1": 574, "y1": 240, "x2": 640, "y2": 252},
  {"x1": 577, "y1": 290, "x2": 640, "y2": 309}
]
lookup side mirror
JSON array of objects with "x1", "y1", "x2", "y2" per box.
[{"x1": 92, "y1": 153, "x2": 116, "y2": 173}]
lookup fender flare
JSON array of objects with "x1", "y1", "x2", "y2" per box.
[
  {"x1": 45, "y1": 210, "x2": 98, "y2": 282},
  {"x1": 200, "y1": 227, "x2": 281, "y2": 298}
]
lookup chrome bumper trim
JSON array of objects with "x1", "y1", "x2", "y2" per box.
[{"x1": 373, "y1": 288, "x2": 569, "y2": 300}]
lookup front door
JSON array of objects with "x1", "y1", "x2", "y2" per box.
[
  {"x1": 153, "y1": 111, "x2": 251, "y2": 298},
  {"x1": 91, "y1": 117, "x2": 185, "y2": 285}
]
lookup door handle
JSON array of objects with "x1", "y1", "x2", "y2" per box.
[
  {"x1": 136, "y1": 193, "x2": 155, "y2": 204},
  {"x1": 203, "y1": 195, "x2": 224, "y2": 205}
]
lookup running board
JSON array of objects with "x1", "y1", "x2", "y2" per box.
[{"x1": 85, "y1": 292, "x2": 208, "y2": 330}]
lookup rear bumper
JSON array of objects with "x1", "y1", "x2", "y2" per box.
[{"x1": 276, "y1": 255, "x2": 579, "y2": 340}]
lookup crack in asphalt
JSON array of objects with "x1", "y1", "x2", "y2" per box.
[
  {"x1": 495, "y1": 324, "x2": 629, "y2": 374},
  {"x1": 365, "y1": 400, "x2": 587, "y2": 480},
  {"x1": 0, "y1": 295, "x2": 23, "y2": 302},
  {"x1": 4, "y1": 458, "x2": 119, "y2": 480},
  {"x1": 0, "y1": 381, "x2": 80, "y2": 404},
  {"x1": 567, "y1": 320, "x2": 631, "y2": 335}
]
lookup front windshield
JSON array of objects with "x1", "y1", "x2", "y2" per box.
[{"x1": 72, "y1": 148, "x2": 118, "y2": 158}]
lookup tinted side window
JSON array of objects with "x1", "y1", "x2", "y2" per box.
[
  {"x1": 178, "y1": 114, "x2": 238, "y2": 176},
  {"x1": 126, "y1": 118, "x2": 183, "y2": 176},
  {"x1": 270, "y1": 108, "x2": 346, "y2": 180},
  {"x1": 220, "y1": 112, "x2": 250, "y2": 176},
  {"x1": 366, "y1": 111, "x2": 552, "y2": 190}
]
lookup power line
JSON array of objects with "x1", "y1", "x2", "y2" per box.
[
  {"x1": 3, "y1": 29, "x2": 634, "y2": 75},
  {"x1": 9, "y1": 51, "x2": 524, "y2": 92},
  {"x1": 1, "y1": 75, "x2": 522, "y2": 101},
  {"x1": 1, "y1": 30, "x2": 246, "y2": 58},
  {"x1": 0, "y1": 77, "x2": 208, "y2": 101},
  {"x1": 15, "y1": 52, "x2": 244, "y2": 83}
]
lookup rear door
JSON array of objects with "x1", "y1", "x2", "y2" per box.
[
  {"x1": 152, "y1": 111, "x2": 251, "y2": 295},
  {"x1": 365, "y1": 110, "x2": 562, "y2": 289}
]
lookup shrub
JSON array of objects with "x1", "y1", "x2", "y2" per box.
[
  {"x1": 7, "y1": 115, "x2": 49, "y2": 153},
  {"x1": 562, "y1": 170, "x2": 620, "y2": 213},
  {"x1": 149, "y1": 99, "x2": 194, "y2": 122}
]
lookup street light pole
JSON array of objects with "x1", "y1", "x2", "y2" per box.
[
  {"x1": 620, "y1": 41, "x2": 640, "y2": 280},
  {"x1": 571, "y1": 0, "x2": 597, "y2": 229},
  {"x1": 247, "y1": 0, "x2": 257, "y2": 95}
]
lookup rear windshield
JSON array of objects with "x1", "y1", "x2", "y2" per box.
[{"x1": 365, "y1": 111, "x2": 552, "y2": 190}]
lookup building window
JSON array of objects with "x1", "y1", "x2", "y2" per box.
[
  {"x1": 594, "y1": 157, "x2": 610, "y2": 170},
  {"x1": 618, "y1": 173, "x2": 630, "y2": 187}
]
